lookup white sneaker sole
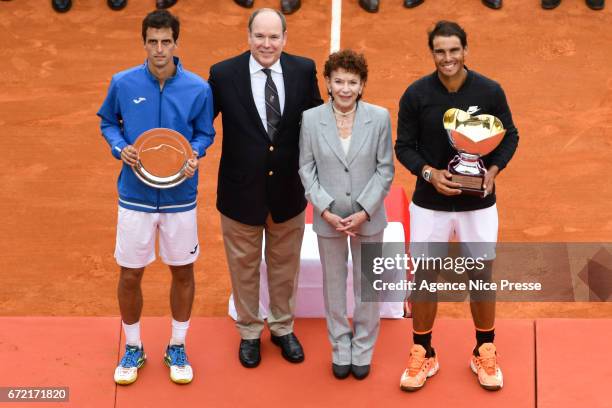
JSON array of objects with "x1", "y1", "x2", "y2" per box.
[
  {"x1": 164, "y1": 359, "x2": 193, "y2": 384},
  {"x1": 400, "y1": 361, "x2": 440, "y2": 392},
  {"x1": 114, "y1": 357, "x2": 146, "y2": 386},
  {"x1": 470, "y1": 359, "x2": 503, "y2": 391},
  {"x1": 170, "y1": 375, "x2": 193, "y2": 384}
]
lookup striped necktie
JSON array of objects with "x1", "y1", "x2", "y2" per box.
[{"x1": 262, "y1": 68, "x2": 281, "y2": 142}]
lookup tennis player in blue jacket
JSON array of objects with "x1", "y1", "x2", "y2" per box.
[{"x1": 98, "y1": 9, "x2": 215, "y2": 386}]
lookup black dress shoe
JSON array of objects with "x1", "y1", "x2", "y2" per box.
[
  {"x1": 351, "y1": 364, "x2": 371, "y2": 380},
  {"x1": 107, "y1": 0, "x2": 127, "y2": 10},
  {"x1": 271, "y1": 333, "x2": 304, "y2": 363},
  {"x1": 482, "y1": 0, "x2": 502, "y2": 9},
  {"x1": 239, "y1": 339, "x2": 261, "y2": 368},
  {"x1": 541, "y1": 0, "x2": 561, "y2": 9},
  {"x1": 404, "y1": 0, "x2": 424, "y2": 8},
  {"x1": 586, "y1": 0, "x2": 604, "y2": 9},
  {"x1": 51, "y1": 0, "x2": 72, "y2": 13},
  {"x1": 358, "y1": 0, "x2": 379, "y2": 13},
  {"x1": 234, "y1": 0, "x2": 254, "y2": 8},
  {"x1": 332, "y1": 363, "x2": 351, "y2": 379},
  {"x1": 156, "y1": 0, "x2": 177, "y2": 9},
  {"x1": 281, "y1": 0, "x2": 300, "y2": 14}
]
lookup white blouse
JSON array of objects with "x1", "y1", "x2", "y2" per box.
[{"x1": 340, "y1": 134, "x2": 352, "y2": 155}]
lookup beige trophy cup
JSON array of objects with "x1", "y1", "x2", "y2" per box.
[
  {"x1": 132, "y1": 128, "x2": 193, "y2": 189},
  {"x1": 443, "y1": 108, "x2": 505, "y2": 197}
]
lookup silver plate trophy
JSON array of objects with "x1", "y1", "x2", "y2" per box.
[{"x1": 132, "y1": 128, "x2": 193, "y2": 189}]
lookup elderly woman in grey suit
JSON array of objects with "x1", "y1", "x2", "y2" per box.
[{"x1": 299, "y1": 49, "x2": 394, "y2": 380}]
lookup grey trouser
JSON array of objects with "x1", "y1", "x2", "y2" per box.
[{"x1": 317, "y1": 231, "x2": 383, "y2": 366}]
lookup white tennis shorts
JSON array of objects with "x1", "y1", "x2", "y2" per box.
[
  {"x1": 409, "y1": 202, "x2": 498, "y2": 260},
  {"x1": 115, "y1": 207, "x2": 199, "y2": 268}
]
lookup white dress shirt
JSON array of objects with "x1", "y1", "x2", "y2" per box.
[{"x1": 249, "y1": 55, "x2": 285, "y2": 133}]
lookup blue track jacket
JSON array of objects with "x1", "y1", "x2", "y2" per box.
[{"x1": 98, "y1": 57, "x2": 215, "y2": 213}]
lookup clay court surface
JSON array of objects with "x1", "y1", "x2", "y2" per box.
[
  {"x1": 1, "y1": 0, "x2": 611, "y2": 318},
  {"x1": 1, "y1": 1, "x2": 611, "y2": 407}
]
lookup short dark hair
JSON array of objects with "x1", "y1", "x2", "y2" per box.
[
  {"x1": 428, "y1": 20, "x2": 467, "y2": 50},
  {"x1": 324, "y1": 49, "x2": 368, "y2": 83},
  {"x1": 142, "y1": 10, "x2": 180, "y2": 43},
  {"x1": 248, "y1": 8, "x2": 287, "y2": 33}
]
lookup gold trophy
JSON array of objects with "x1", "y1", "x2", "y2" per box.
[
  {"x1": 132, "y1": 128, "x2": 193, "y2": 189},
  {"x1": 443, "y1": 108, "x2": 505, "y2": 197}
]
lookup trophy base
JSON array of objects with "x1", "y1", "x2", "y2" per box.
[
  {"x1": 448, "y1": 153, "x2": 486, "y2": 197},
  {"x1": 450, "y1": 174, "x2": 485, "y2": 197}
]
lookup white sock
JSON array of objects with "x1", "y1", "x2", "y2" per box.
[
  {"x1": 122, "y1": 321, "x2": 142, "y2": 348},
  {"x1": 170, "y1": 319, "x2": 190, "y2": 346}
]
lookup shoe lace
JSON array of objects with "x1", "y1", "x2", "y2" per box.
[
  {"x1": 169, "y1": 345, "x2": 187, "y2": 366},
  {"x1": 408, "y1": 353, "x2": 426, "y2": 376},
  {"x1": 120, "y1": 346, "x2": 140, "y2": 368},
  {"x1": 477, "y1": 354, "x2": 497, "y2": 375}
]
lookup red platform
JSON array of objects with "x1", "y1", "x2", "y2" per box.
[
  {"x1": 0, "y1": 316, "x2": 554, "y2": 408},
  {"x1": 0, "y1": 317, "x2": 120, "y2": 408},
  {"x1": 115, "y1": 318, "x2": 535, "y2": 407},
  {"x1": 536, "y1": 319, "x2": 612, "y2": 408}
]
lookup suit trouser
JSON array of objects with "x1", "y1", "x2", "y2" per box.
[
  {"x1": 220, "y1": 211, "x2": 305, "y2": 340},
  {"x1": 317, "y1": 231, "x2": 383, "y2": 366}
]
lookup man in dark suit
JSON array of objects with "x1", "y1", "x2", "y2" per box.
[{"x1": 209, "y1": 8, "x2": 323, "y2": 368}]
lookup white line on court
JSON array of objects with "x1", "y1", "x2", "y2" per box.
[{"x1": 330, "y1": 0, "x2": 342, "y2": 53}]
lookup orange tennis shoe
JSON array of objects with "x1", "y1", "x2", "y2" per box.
[
  {"x1": 470, "y1": 343, "x2": 503, "y2": 391},
  {"x1": 400, "y1": 345, "x2": 439, "y2": 392}
]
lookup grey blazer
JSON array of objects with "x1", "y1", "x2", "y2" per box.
[{"x1": 299, "y1": 101, "x2": 395, "y2": 238}]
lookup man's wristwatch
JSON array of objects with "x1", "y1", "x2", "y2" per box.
[{"x1": 422, "y1": 167, "x2": 432, "y2": 183}]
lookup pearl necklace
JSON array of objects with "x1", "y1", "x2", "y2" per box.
[{"x1": 332, "y1": 103, "x2": 356, "y2": 130}]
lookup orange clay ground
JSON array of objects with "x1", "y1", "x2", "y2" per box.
[{"x1": 0, "y1": 0, "x2": 610, "y2": 318}]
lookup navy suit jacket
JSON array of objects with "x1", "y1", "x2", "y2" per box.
[{"x1": 209, "y1": 51, "x2": 323, "y2": 225}]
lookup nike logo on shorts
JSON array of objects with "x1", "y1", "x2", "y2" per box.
[{"x1": 190, "y1": 244, "x2": 199, "y2": 255}]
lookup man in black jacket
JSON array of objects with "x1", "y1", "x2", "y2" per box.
[
  {"x1": 395, "y1": 21, "x2": 518, "y2": 392},
  {"x1": 209, "y1": 8, "x2": 322, "y2": 369}
]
